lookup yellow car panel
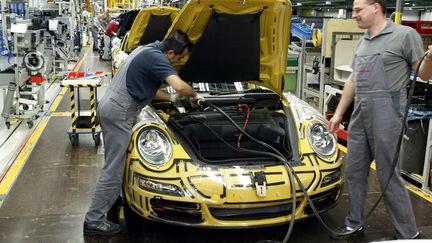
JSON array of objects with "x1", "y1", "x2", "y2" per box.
[
  {"x1": 125, "y1": 7, "x2": 179, "y2": 51},
  {"x1": 167, "y1": 0, "x2": 291, "y2": 94}
]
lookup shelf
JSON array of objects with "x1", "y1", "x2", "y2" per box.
[{"x1": 334, "y1": 64, "x2": 352, "y2": 83}]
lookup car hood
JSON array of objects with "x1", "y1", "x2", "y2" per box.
[
  {"x1": 167, "y1": 0, "x2": 292, "y2": 95},
  {"x1": 125, "y1": 6, "x2": 180, "y2": 51}
]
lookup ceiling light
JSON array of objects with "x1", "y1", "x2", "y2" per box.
[
  {"x1": 296, "y1": 2, "x2": 302, "y2": 6},
  {"x1": 325, "y1": 1, "x2": 331, "y2": 4}
]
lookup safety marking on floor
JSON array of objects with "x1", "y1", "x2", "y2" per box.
[
  {"x1": 406, "y1": 184, "x2": 432, "y2": 203},
  {"x1": 49, "y1": 87, "x2": 67, "y2": 112},
  {"x1": 0, "y1": 47, "x2": 92, "y2": 205},
  {"x1": 50, "y1": 112, "x2": 71, "y2": 117},
  {"x1": 0, "y1": 116, "x2": 50, "y2": 200}
]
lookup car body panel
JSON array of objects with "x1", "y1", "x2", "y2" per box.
[
  {"x1": 167, "y1": 0, "x2": 291, "y2": 94},
  {"x1": 125, "y1": 6, "x2": 179, "y2": 51}
]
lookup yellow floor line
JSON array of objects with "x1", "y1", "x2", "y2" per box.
[
  {"x1": 49, "y1": 87, "x2": 67, "y2": 112},
  {"x1": 0, "y1": 47, "x2": 91, "y2": 201},
  {"x1": 339, "y1": 145, "x2": 431, "y2": 203},
  {"x1": 406, "y1": 184, "x2": 432, "y2": 203},
  {"x1": 50, "y1": 112, "x2": 71, "y2": 117}
]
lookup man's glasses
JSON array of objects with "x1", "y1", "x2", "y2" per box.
[{"x1": 353, "y1": 3, "x2": 376, "y2": 14}]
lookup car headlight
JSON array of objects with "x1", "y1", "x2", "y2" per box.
[
  {"x1": 307, "y1": 122, "x2": 336, "y2": 157},
  {"x1": 137, "y1": 127, "x2": 172, "y2": 167}
]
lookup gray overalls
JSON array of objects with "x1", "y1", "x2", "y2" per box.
[
  {"x1": 85, "y1": 46, "x2": 148, "y2": 223},
  {"x1": 344, "y1": 40, "x2": 418, "y2": 239}
]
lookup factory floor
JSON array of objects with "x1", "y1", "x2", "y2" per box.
[{"x1": 0, "y1": 48, "x2": 431, "y2": 243}]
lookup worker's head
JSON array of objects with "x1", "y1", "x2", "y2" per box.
[
  {"x1": 352, "y1": 0, "x2": 386, "y2": 29},
  {"x1": 162, "y1": 30, "x2": 193, "y2": 64}
]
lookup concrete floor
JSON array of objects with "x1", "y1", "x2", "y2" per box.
[{"x1": 0, "y1": 50, "x2": 431, "y2": 243}]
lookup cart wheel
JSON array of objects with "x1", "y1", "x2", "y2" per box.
[
  {"x1": 69, "y1": 134, "x2": 79, "y2": 146},
  {"x1": 5, "y1": 121, "x2": 10, "y2": 129},
  {"x1": 93, "y1": 134, "x2": 101, "y2": 146},
  {"x1": 27, "y1": 121, "x2": 33, "y2": 128},
  {"x1": 22, "y1": 104, "x2": 29, "y2": 110}
]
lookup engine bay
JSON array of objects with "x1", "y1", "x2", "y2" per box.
[{"x1": 152, "y1": 90, "x2": 293, "y2": 163}]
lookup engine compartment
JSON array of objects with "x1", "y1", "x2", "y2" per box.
[{"x1": 153, "y1": 91, "x2": 293, "y2": 163}]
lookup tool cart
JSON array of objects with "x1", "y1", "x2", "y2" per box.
[{"x1": 61, "y1": 71, "x2": 106, "y2": 146}]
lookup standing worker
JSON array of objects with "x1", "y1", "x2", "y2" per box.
[
  {"x1": 83, "y1": 30, "x2": 203, "y2": 235},
  {"x1": 102, "y1": 18, "x2": 119, "y2": 61},
  {"x1": 328, "y1": 0, "x2": 432, "y2": 240},
  {"x1": 92, "y1": 14, "x2": 106, "y2": 51}
]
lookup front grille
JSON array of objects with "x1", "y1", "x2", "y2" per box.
[
  {"x1": 209, "y1": 203, "x2": 298, "y2": 221},
  {"x1": 304, "y1": 186, "x2": 341, "y2": 215},
  {"x1": 150, "y1": 197, "x2": 203, "y2": 223}
]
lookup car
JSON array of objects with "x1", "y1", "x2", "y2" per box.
[
  {"x1": 111, "y1": 6, "x2": 180, "y2": 74},
  {"x1": 123, "y1": 0, "x2": 343, "y2": 228}
]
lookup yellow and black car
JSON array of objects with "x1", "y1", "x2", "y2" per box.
[
  {"x1": 123, "y1": 0, "x2": 343, "y2": 228},
  {"x1": 112, "y1": 7, "x2": 179, "y2": 74}
]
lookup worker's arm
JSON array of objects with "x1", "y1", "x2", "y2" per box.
[
  {"x1": 155, "y1": 90, "x2": 171, "y2": 101},
  {"x1": 327, "y1": 74, "x2": 355, "y2": 133},
  {"x1": 165, "y1": 74, "x2": 197, "y2": 98},
  {"x1": 413, "y1": 45, "x2": 432, "y2": 81}
]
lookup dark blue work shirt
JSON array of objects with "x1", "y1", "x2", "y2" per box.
[{"x1": 126, "y1": 41, "x2": 177, "y2": 102}]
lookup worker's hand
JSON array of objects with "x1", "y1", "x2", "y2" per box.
[
  {"x1": 194, "y1": 93, "x2": 205, "y2": 101},
  {"x1": 170, "y1": 93, "x2": 186, "y2": 106},
  {"x1": 327, "y1": 114, "x2": 342, "y2": 134}
]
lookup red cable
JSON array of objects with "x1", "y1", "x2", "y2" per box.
[{"x1": 237, "y1": 104, "x2": 250, "y2": 149}]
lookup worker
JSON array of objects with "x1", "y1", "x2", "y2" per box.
[
  {"x1": 83, "y1": 30, "x2": 203, "y2": 236},
  {"x1": 102, "y1": 18, "x2": 119, "y2": 61},
  {"x1": 91, "y1": 14, "x2": 106, "y2": 51},
  {"x1": 327, "y1": 0, "x2": 432, "y2": 240}
]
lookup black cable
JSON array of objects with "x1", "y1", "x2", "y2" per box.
[{"x1": 208, "y1": 103, "x2": 296, "y2": 242}]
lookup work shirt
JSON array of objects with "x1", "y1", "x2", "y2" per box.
[
  {"x1": 126, "y1": 41, "x2": 177, "y2": 102},
  {"x1": 104, "y1": 20, "x2": 119, "y2": 38},
  {"x1": 353, "y1": 21, "x2": 424, "y2": 91}
]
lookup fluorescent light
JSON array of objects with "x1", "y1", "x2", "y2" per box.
[{"x1": 325, "y1": 1, "x2": 331, "y2": 4}]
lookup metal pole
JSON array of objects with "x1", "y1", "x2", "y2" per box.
[
  {"x1": 395, "y1": 0, "x2": 404, "y2": 24},
  {"x1": 1, "y1": 0, "x2": 8, "y2": 50}
]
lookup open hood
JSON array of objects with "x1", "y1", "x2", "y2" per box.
[
  {"x1": 167, "y1": 0, "x2": 292, "y2": 94},
  {"x1": 125, "y1": 6, "x2": 180, "y2": 51}
]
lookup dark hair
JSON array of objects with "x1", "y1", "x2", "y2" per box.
[
  {"x1": 367, "y1": 0, "x2": 386, "y2": 14},
  {"x1": 162, "y1": 30, "x2": 193, "y2": 55}
]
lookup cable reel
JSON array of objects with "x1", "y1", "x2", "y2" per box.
[
  {"x1": 23, "y1": 51, "x2": 45, "y2": 72},
  {"x1": 312, "y1": 28, "x2": 322, "y2": 47}
]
